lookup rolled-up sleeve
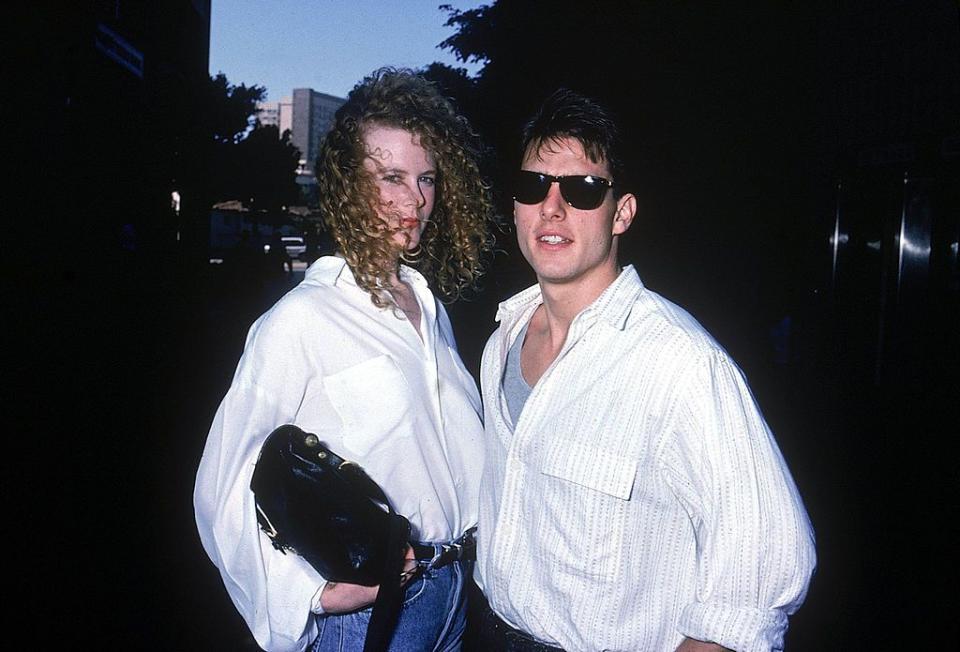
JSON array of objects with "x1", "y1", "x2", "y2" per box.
[
  {"x1": 672, "y1": 351, "x2": 817, "y2": 652},
  {"x1": 193, "y1": 307, "x2": 327, "y2": 652}
]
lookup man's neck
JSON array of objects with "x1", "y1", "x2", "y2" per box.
[
  {"x1": 519, "y1": 267, "x2": 620, "y2": 387},
  {"x1": 536, "y1": 266, "x2": 621, "y2": 335}
]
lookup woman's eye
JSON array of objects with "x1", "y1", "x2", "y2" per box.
[
  {"x1": 418, "y1": 176, "x2": 436, "y2": 187},
  {"x1": 382, "y1": 174, "x2": 402, "y2": 184}
]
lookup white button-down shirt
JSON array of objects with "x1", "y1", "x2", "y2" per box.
[
  {"x1": 475, "y1": 266, "x2": 816, "y2": 652},
  {"x1": 194, "y1": 256, "x2": 485, "y2": 652}
]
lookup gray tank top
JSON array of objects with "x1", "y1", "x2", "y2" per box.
[{"x1": 503, "y1": 319, "x2": 533, "y2": 426}]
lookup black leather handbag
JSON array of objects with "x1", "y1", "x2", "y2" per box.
[{"x1": 250, "y1": 424, "x2": 411, "y2": 652}]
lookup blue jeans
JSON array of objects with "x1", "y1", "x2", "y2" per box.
[{"x1": 311, "y1": 561, "x2": 469, "y2": 652}]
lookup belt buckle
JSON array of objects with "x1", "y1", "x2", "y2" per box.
[
  {"x1": 422, "y1": 527, "x2": 476, "y2": 571},
  {"x1": 421, "y1": 543, "x2": 444, "y2": 571}
]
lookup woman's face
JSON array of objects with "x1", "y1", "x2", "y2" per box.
[{"x1": 362, "y1": 124, "x2": 437, "y2": 253}]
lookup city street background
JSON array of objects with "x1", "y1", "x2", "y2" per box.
[{"x1": 6, "y1": 2, "x2": 958, "y2": 650}]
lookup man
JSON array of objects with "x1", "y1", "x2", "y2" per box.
[{"x1": 473, "y1": 90, "x2": 816, "y2": 652}]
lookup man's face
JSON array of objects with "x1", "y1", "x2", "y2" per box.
[
  {"x1": 514, "y1": 137, "x2": 634, "y2": 294},
  {"x1": 362, "y1": 124, "x2": 437, "y2": 252}
]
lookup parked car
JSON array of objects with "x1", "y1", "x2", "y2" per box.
[
  {"x1": 264, "y1": 235, "x2": 307, "y2": 260},
  {"x1": 282, "y1": 236, "x2": 307, "y2": 260}
]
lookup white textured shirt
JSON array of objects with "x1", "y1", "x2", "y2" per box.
[
  {"x1": 475, "y1": 266, "x2": 816, "y2": 652},
  {"x1": 194, "y1": 256, "x2": 485, "y2": 652}
]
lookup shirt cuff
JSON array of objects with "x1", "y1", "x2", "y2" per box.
[
  {"x1": 309, "y1": 579, "x2": 330, "y2": 615},
  {"x1": 678, "y1": 601, "x2": 789, "y2": 652}
]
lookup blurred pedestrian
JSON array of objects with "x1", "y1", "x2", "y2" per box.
[{"x1": 268, "y1": 231, "x2": 293, "y2": 276}]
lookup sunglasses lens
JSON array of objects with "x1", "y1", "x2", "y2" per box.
[
  {"x1": 513, "y1": 171, "x2": 550, "y2": 205},
  {"x1": 513, "y1": 171, "x2": 612, "y2": 210},
  {"x1": 560, "y1": 176, "x2": 608, "y2": 210}
]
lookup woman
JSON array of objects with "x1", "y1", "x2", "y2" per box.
[{"x1": 194, "y1": 68, "x2": 494, "y2": 652}]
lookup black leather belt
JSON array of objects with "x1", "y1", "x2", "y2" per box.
[
  {"x1": 478, "y1": 600, "x2": 565, "y2": 652},
  {"x1": 411, "y1": 526, "x2": 477, "y2": 571}
]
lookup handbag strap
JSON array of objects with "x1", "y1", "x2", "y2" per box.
[
  {"x1": 362, "y1": 511, "x2": 409, "y2": 652},
  {"x1": 293, "y1": 428, "x2": 410, "y2": 652}
]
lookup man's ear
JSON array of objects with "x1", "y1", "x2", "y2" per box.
[{"x1": 612, "y1": 193, "x2": 637, "y2": 235}]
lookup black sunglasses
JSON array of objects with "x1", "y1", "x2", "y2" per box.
[{"x1": 513, "y1": 170, "x2": 615, "y2": 211}]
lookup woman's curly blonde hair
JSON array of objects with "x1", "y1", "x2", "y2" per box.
[{"x1": 316, "y1": 67, "x2": 495, "y2": 308}]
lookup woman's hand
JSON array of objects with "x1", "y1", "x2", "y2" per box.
[
  {"x1": 319, "y1": 581, "x2": 379, "y2": 614},
  {"x1": 319, "y1": 545, "x2": 419, "y2": 614}
]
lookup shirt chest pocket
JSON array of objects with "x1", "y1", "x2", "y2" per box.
[
  {"x1": 539, "y1": 438, "x2": 638, "y2": 499},
  {"x1": 322, "y1": 354, "x2": 414, "y2": 457},
  {"x1": 531, "y1": 437, "x2": 638, "y2": 579}
]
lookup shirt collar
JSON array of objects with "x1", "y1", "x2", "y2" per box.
[
  {"x1": 305, "y1": 255, "x2": 428, "y2": 291},
  {"x1": 305, "y1": 255, "x2": 351, "y2": 285},
  {"x1": 495, "y1": 265, "x2": 645, "y2": 332},
  {"x1": 398, "y1": 263, "x2": 430, "y2": 290}
]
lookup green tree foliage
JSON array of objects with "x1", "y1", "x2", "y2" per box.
[
  {"x1": 436, "y1": 0, "x2": 827, "y2": 366},
  {"x1": 205, "y1": 72, "x2": 267, "y2": 144},
  {"x1": 203, "y1": 73, "x2": 302, "y2": 210},
  {"x1": 437, "y1": 1, "x2": 822, "y2": 192},
  {"x1": 234, "y1": 124, "x2": 302, "y2": 213},
  {"x1": 420, "y1": 62, "x2": 478, "y2": 120}
]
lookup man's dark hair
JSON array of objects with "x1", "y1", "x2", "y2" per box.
[{"x1": 520, "y1": 89, "x2": 628, "y2": 197}]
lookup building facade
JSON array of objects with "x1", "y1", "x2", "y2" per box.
[
  {"x1": 258, "y1": 89, "x2": 344, "y2": 172},
  {"x1": 257, "y1": 97, "x2": 293, "y2": 137}
]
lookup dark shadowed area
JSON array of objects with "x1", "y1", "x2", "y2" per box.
[{"x1": 6, "y1": 2, "x2": 957, "y2": 650}]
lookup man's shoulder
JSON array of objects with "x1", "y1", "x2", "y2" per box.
[{"x1": 626, "y1": 288, "x2": 726, "y2": 360}]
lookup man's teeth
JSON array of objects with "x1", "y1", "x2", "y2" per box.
[{"x1": 539, "y1": 235, "x2": 567, "y2": 244}]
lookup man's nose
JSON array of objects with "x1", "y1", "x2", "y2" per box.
[{"x1": 539, "y1": 181, "x2": 567, "y2": 220}]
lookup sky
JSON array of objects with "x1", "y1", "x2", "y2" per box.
[{"x1": 210, "y1": 0, "x2": 488, "y2": 102}]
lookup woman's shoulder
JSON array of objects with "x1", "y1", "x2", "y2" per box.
[{"x1": 249, "y1": 279, "x2": 341, "y2": 344}]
